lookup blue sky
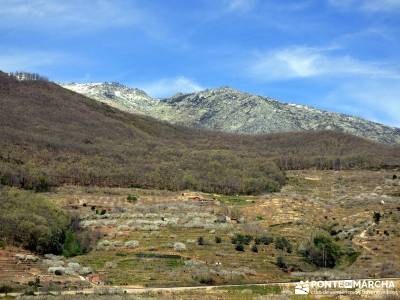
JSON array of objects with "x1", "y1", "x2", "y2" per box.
[{"x1": 1, "y1": 0, "x2": 399, "y2": 127}]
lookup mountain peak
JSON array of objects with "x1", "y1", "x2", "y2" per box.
[
  {"x1": 61, "y1": 81, "x2": 400, "y2": 145},
  {"x1": 203, "y1": 86, "x2": 244, "y2": 95},
  {"x1": 62, "y1": 81, "x2": 157, "y2": 115}
]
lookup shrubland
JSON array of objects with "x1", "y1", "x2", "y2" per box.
[
  {"x1": 0, "y1": 187, "x2": 97, "y2": 255},
  {"x1": 1, "y1": 72, "x2": 399, "y2": 195}
]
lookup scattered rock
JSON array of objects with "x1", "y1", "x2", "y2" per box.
[
  {"x1": 124, "y1": 240, "x2": 139, "y2": 248},
  {"x1": 44, "y1": 254, "x2": 63, "y2": 261},
  {"x1": 105, "y1": 261, "x2": 117, "y2": 269},
  {"x1": 15, "y1": 254, "x2": 39, "y2": 262},
  {"x1": 79, "y1": 267, "x2": 93, "y2": 276},
  {"x1": 174, "y1": 242, "x2": 187, "y2": 251},
  {"x1": 44, "y1": 259, "x2": 65, "y2": 267},
  {"x1": 48, "y1": 266, "x2": 66, "y2": 275}
]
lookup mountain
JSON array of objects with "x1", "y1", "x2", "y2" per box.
[
  {"x1": 61, "y1": 82, "x2": 164, "y2": 115},
  {"x1": 1, "y1": 71, "x2": 399, "y2": 195},
  {"x1": 63, "y1": 84, "x2": 400, "y2": 145}
]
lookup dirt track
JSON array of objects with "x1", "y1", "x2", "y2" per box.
[{"x1": 1, "y1": 278, "x2": 400, "y2": 298}]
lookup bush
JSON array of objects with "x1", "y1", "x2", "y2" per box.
[
  {"x1": 127, "y1": 194, "x2": 138, "y2": 203},
  {"x1": 276, "y1": 256, "x2": 287, "y2": 269},
  {"x1": 251, "y1": 244, "x2": 258, "y2": 253},
  {"x1": 301, "y1": 233, "x2": 342, "y2": 268},
  {"x1": 62, "y1": 230, "x2": 82, "y2": 257},
  {"x1": 373, "y1": 211, "x2": 381, "y2": 224},
  {"x1": 235, "y1": 244, "x2": 245, "y2": 251},
  {"x1": 275, "y1": 237, "x2": 292, "y2": 253},
  {"x1": 255, "y1": 235, "x2": 273, "y2": 245},
  {"x1": 0, "y1": 188, "x2": 69, "y2": 254},
  {"x1": 231, "y1": 233, "x2": 253, "y2": 245},
  {"x1": 215, "y1": 236, "x2": 222, "y2": 244},
  {"x1": 193, "y1": 272, "x2": 215, "y2": 285},
  {"x1": 0, "y1": 285, "x2": 13, "y2": 294},
  {"x1": 197, "y1": 236, "x2": 206, "y2": 246},
  {"x1": 0, "y1": 187, "x2": 98, "y2": 256}
]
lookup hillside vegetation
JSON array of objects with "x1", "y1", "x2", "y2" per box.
[
  {"x1": 1, "y1": 72, "x2": 399, "y2": 194},
  {"x1": 0, "y1": 187, "x2": 69, "y2": 254},
  {"x1": 63, "y1": 83, "x2": 400, "y2": 144}
]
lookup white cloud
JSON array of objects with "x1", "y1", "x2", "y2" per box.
[
  {"x1": 138, "y1": 76, "x2": 204, "y2": 98},
  {"x1": 248, "y1": 46, "x2": 400, "y2": 80},
  {"x1": 0, "y1": 50, "x2": 65, "y2": 72},
  {"x1": 0, "y1": 0, "x2": 160, "y2": 34},
  {"x1": 226, "y1": 0, "x2": 257, "y2": 12},
  {"x1": 323, "y1": 79, "x2": 400, "y2": 127},
  {"x1": 329, "y1": 0, "x2": 400, "y2": 12}
]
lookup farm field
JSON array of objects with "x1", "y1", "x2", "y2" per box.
[{"x1": 1, "y1": 170, "x2": 400, "y2": 297}]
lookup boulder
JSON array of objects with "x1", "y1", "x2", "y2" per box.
[
  {"x1": 25, "y1": 255, "x2": 39, "y2": 262},
  {"x1": 174, "y1": 242, "x2": 187, "y2": 251},
  {"x1": 44, "y1": 259, "x2": 65, "y2": 267},
  {"x1": 79, "y1": 267, "x2": 93, "y2": 276},
  {"x1": 15, "y1": 254, "x2": 26, "y2": 260},
  {"x1": 124, "y1": 240, "x2": 139, "y2": 248},
  {"x1": 65, "y1": 262, "x2": 81, "y2": 275},
  {"x1": 48, "y1": 266, "x2": 66, "y2": 275},
  {"x1": 67, "y1": 262, "x2": 81, "y2": 272},
  {"x1": 44, "y1": 254, "x2": 63, "y2": 261}
]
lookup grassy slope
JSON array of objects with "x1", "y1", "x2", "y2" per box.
[{"x1": 0, "y1": 71, "x2": 399, "y2": 194}]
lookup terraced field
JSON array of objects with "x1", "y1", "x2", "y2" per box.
[
  {"x1": 1, "y1": 170, "x2": 399, "y2": 295},
  {"x1": 46, "y1": 170, "x2": 400, "y2": 287}
]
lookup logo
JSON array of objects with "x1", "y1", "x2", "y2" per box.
[
  {"x1": 295, "y1": 281, "x2": 310, "y2": 295},
  {"x1": 293, "y1": 279, "x2": 396, "y2": 295}
]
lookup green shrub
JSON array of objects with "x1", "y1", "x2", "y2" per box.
[
  {"x1": 197, "y1": 236, "x2": 206, "y2": 245},
  {"x1": 344, "y1": 246, "x2": 360, "y2": 264},
  {"x1": 301, "y1": 233, "x2": 342, "y2": 268},
  {"x1": 193, "y1": 273, "x2": 215, "y2": 285},
  {"x1": 276, "y1": 256, "x2": 287, "y2": 269},
  {"x1": 215, "y1": 236, "x2": 222, "y2": 243},
  {"x1": 235, "y1": 244, "x2": 245, "y2": 251},
  {"x1": 231, "y1": 233, "x2": 253, "y2": 245},
  {"x1": 373, "y1": 211, "x2": 381, "y2": 224},
  {"x1": 62, "y1": 230, "x2": 82, "y2": 257},
  {"x1": 0, "y1": 285, "x2": 13, "y2": 294},
  {"x1": 127, "y1": 194, "x2": 138, "y2": 202},
  {"x1": 255, "y1": 235, "x2": 273, "y2": 245},
  {"x1": 0, "y1": 188, "x2": 69, "y2": 254},
  {"x1": 251, "y1": 244, "x2": 258, "y2": 253},
  {"x1": 275, "y1": 237, "x2": 292, "y2": 253},
  {"x1": 35, "y1": 176, "x2": 50, "y2": 192}
]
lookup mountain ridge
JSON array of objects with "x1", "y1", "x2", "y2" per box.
[
  {"x1": 2, "y1": 71, "x2": 400, "y2": 195},
  {"x1": 62, "y1": 82, "x2": 400, "y2": 144}
]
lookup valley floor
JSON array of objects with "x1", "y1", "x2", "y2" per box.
[{"x1": 1, "y1": 170, "x2": 400, "y2": 298}]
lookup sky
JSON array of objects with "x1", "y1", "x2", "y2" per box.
[{"x1": 0, "y1": 0, "x2": 399, "y2": 127}]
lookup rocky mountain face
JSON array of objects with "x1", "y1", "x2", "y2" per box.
[
  {"x1": 62, "y1": 82, "x2": 166, "y2": 115},
  {"x1": 62, "y1": 83, "x2": 400, "y2": 144}
]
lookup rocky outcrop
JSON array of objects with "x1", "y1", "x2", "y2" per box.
[{"x1": 62, "y1": 84, "x2": 400, "y2": 144}]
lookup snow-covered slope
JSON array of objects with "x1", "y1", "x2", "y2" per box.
[{"x1": 62, "y1": 83, "x2": 400, "y2": 144}]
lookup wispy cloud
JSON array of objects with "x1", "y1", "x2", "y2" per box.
[
  {"x1": 324, "y1": 79, "x2": 400, "y2": 127},
  {"x1": 0, "y1": 0, "x2": 163, "y2": 36},
  {"x1": 137, "y1": 76, "x2": 204, "y2": 98},
  {"x1": 225, "y1": 0, "x2": 257, "y2": 13},
  {"x1": 247, "y1": 46, "x2": 400, "y2": 80},
  {"x1": 329, "y1": 0, "x2": 400, "y2": 12},
  {"x1": 0, "y1": 50, "x2": 66, "y2": 72}
]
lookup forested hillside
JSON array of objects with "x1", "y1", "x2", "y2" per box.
[{"x1": 1, "y1": 72, "x2": 399, "y2": 194}]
